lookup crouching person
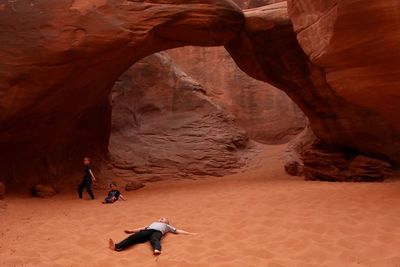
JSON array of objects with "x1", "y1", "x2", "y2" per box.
[{"x1": 103, "y1": 182, "x2": 126, "y2": 204}]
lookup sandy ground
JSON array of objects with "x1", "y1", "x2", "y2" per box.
[{"x1": 2, "y1": 145, "x2": 400, "y2": 267}]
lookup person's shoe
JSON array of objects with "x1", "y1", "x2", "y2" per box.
[{"x1": 153, "y1": 249, "x2": 161, "y2": 256}]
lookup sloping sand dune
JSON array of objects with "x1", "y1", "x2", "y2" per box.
[{"x1": 1, "y1": 145, "x2": 400, "y2": 267}]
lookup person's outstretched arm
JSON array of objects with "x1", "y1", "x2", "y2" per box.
[
  {"x1": 175, "y1": 229, "x2": 197, "y2": 235},
  {"x1": 124, "y1": 227, "x2": 146, "y2": 234},
  {"x1": 119, "y1": 194, "x2": 126, "y2": 201}
]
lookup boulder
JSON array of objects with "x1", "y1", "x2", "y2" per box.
[
  {"x1": 0, "y1": 182, "x2": 5, "y2": 199},
  {"x1": 0, "y1": 200, "x2": 7, "y2": 210},
  {"x1": 31, "y1": 185, "x2": 57, "y2": 198},
  {"x1": 284, "y1": 126, "x2": 399, "y2": 182},
  {"x1": 125, "y1": 182, "x2": 145, "y2": 192},
  {"x1": 283, "y1": 125, "x2": 315, "y2": 176}
]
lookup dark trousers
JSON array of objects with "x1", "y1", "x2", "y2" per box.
[
  {"x1": 77, "y1": 178, "x2": 94, "y2": 199},
  {"x1": 115, "y1": 230, "x2": 163, "y2": 251}
]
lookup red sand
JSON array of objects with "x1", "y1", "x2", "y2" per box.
[{"x1": 1, "y1": 145, "x2": 400, "y2": 267}]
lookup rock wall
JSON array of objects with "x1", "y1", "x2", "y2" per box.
[
  {"x1": 167, "y1": 46, "x2": 306, "y2": 144},
  {"x1": 1, "y1": 0, "x2": 400, "y2": 187},
  {"x1": 0, "y1": 0, "x2": 243, "y2": 188},
  {"x1": 109, "y1": 53, "x2": 256, "y2": 181},
  {"x1": 233, "y1": 0, "x2": 285, "y2": 9},
  {"x1": 284, "y1": 125, "x2": 398, "y2": 182},
  {"x1": 287, "y1": 0, "x2": 400, "y2": 163},
  {"x1": 227, "y1": 1, "x2": 400, "y2": 169},
  {"x1": 108, "y1": 0, "x2": 305, "y2": 181}
]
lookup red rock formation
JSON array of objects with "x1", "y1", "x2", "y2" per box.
[
  {"x1": 30, "y1": 184, "x2": 57, "y2": 198},
  {"x1": 233, "y1": 0, "x2": 285, "y2": 9},
  {"x1": 1, "y1": 0, "x2": 400, "y2": 186},
  {"x1": 0, "y1": 182, "x2": 5, "y2": 200},
  {"x1": 284, "y1": 125, "x2": 398, "y2": 182},
  {"x1": 0, "y1": 0, "x2": 243, "y2": 188},
  {"x1": 227, "y1": 1, "x2": 400, "y2": 169},
  {"x1": 167, "y1": 46, "x2": 306, "y2": 144},
  {"x1": 287, "y1": 0, "x2": 400, "y2": 163},
  {"x1": 110, "y1": 53, "x2": 256, "y2": 181},
  {"x1": 125, "y1": 181, "x2": 145, "y2": 191}
]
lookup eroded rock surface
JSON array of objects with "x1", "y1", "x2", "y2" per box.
[
  {"x1": 1, "y1": 0, "x2": 400, "y2": 187},
  {"x1": 125, "y1": 181, "x2": 145, "y2": 192},
  {"x1": 31, "y1": 184, "x2": 57, "y2": 198},
  {"x1": 233, "y1": 0, "x2": 285, "y2": 9},
  {"x1": 287, "y1": 0, "x2": 400, "y2": 164},
  {"x1": 110, "y1": 53, "x2": 257, "y2": 181},
  {"x1": 0, "y1": 182, "x2": 5, "y2": 199},
  {"x1": 227, "y1": 1, "x2": 400, "y2": 168},
  {"x1": 284, "y1": 126, "x2": 398, "y2": 182},
  {"x1": 167, "y1": 46, "x2": 306, "y2": 144},
  {"x1": 0, "y1": 0, "x2": 243, "y2": 188}
]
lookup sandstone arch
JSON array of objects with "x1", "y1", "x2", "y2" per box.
[
  {"x1": 1, "y1": 0, "x2": 400, "y2": 187},
  {"x1": 0, "y1": 0, "x2": 244, "y2": 187}
]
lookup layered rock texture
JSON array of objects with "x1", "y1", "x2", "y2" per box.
[
  {"x1": 0, "y1": 182, "x2": 5, "y2": 200},
  {"x1": 287, "y1": 1, "x2": 400, "y2": 164},
  {"x1": 167, "y1": 47, "x2": 306, "y2": 144},
  {"x1": 1, "y1": 0, "x2": 400, "y2": 187},
  {"x1": 30, "y1": 184, "x2": 57, "y2": 198},
  {"x1": 284, "y1": 125, "x2": 398, "y2": 182},
  {"x1": 0, "y1": 0, "x2": 243, "y2": 187},
  {"x1": 227, "y1": 1, "x2": 400, "y2": 177},
  {"x1": 233, "y1": 0, "x2": 285, "y2": 9},
  {"x1": 110, "y1": 53, "x2": 256, "y2": 181}
]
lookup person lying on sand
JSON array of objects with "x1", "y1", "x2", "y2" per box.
[
  {"x1": 109, "y1": 217, "x2": 195, "y2": 255},
  {"x1": 102, "y1": 182, "x2": 126, "y2": 204}
]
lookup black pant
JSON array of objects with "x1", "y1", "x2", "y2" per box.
[
  {"x1": 78, "y1": 178, "x2": 94, "y2": 199},
  {"x1": 115, "y1": 230, "x2": 162, "y2": 251}
]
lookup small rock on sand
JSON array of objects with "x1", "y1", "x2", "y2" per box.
[
  {"x1": 0, "y1": 182, "x2": 5, "y2": 199},
  {"x1": 31, "y1": 184, "x2": 57, "y2": 198},
  {"x1": 0, "y1": 200, "x2": 7, "y2": 210},
  {"x1": 125, "y1": 181, "x2": 145, "y2": 191}
]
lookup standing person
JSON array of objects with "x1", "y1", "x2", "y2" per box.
[
  {"x1": 102, "y1": 182, "x2": 126, "y2": 204},
  {"x1": 77, "y1": 157, "x2": 96, "y2": 199},
  {"x1": 109, "y1": 217, "x2": 195, "y2": 255}
]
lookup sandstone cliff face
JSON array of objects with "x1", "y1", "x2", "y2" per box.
[
  {"x1": 287, "y1": 0, "x2": 400, "y2": 163},
  {"x1": 110, "y1": 53, "x2": 256, "y2": 181},
  {"x1": 227, "y1": 1, "x2": 400, "y2": 168},
  {"x1": 284, "y1": 125, "x2": 398, "y2": 182},
  {"x1": 108, "y1": 0, "x2": 304, "y2": 181},
  {"x1": 167, "y1": 46, "x2": 306, "y2": 144},
  {"x1": 0, "y1": 0, "x2": 243, "y2": 187},
  {"x1": 1, "y1": 0, "x2": 400, "y2": 187},
  {"x1": 233, "y1": 0, "x2": 285, "y2": 9}
]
